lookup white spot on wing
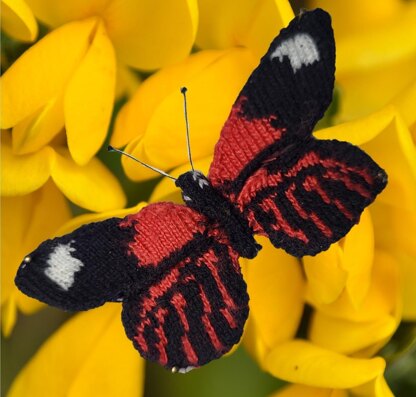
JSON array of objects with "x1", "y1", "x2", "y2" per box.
[
  {"x1": 270, "y1": 33, "x2": 320, "y2": 73},
  {"x1": 44, "y1": 241, "x2": 84, "y2": 290}
]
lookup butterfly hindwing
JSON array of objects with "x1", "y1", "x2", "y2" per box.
[
  {"x1": 209, "y1": 8, "x2": 335, "y2": 195},
  {"x1": 120, "y1": 203, "x2": 248, "y2": 370},
  {"x1": 238, "y1": 139, "x2": 387, "y2": 256},
  {"x1": 122, "y1": 240, "x2": 248, "y2": 371}
]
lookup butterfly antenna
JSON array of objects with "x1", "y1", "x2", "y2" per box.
[
  {"x1": 181, "y1": 87, "x2": 195, "y2": 172},
  {"x1": 107, "y1": 146, "x2": 177, "y2": 181}
]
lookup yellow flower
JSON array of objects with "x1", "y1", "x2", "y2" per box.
[
  {"x1": 242, "y1": 238, "x2": 305, "y2": 367},
  {"x1": 1, "y1": 181, "x2": 71, "y2": 336},
  {"x1": 1, "y1": 133, "x2": 125, "y2": 212},
  {"x1": 112, "y1": 0, "x2": 292, "y2": 179},
  {"x1": 1, "y1": 0, "x2": 38, "y2": 42},
  {"x1": 1, "y1": 0, "x2": 198, "y2": 165},
  {"x1": 264, "y1": 250, "x2": 399, "y2": 397},
  {"x1": 309, "y1": 0, "x2": 416, "y2": 122},
  {"x1": 8, "y1": 304, "x2": 144, "y2": 397},
  {"x1": 268, "y1": 345, "x2": 393, "y2": 397}
]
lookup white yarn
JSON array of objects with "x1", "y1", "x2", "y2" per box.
[
  {"x1": 270, "y1": 33, "x2": 320, "y2": 73},
  {"x1": 44, "y1": 241, "x2": 84, "y2": 290}
]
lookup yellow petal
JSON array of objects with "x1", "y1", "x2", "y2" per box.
[
  {"x1": 310, "y1": 0, "x2": 405, "y2": 37},
  {"x1": 196, "y1": 0, "x2": 294, "y2": 56},
  {"x1": 399, "y1": 252, "x2": 416, "y2": 320},
  {"x1": 353, "y1": 375, "x2": 394, "y2": 397},
  {"x1": 303, "y1": 210, "x2": 374, "y2": 307},
  {"x1": 103, "y1": 0, "x2": 198, "y2": 70},
  {"x1": 51, "y1": 149, "x2": 126, "y2": 212},
  {"x1": 65, "y1": 20, "x2": 116, "y2": 165},
  {"x1": 243, "y1": 237, "x2": 304, "y2": 364},
  {"x1": 120, "y1": 48, "x2": 257, "y2": 181},
  {"x1": 12, "y1": 95, "x2": 64, "y2": 155},
  {"x1": 57, "y1": 201, "x2": 146, "y2": 236},
  {"x1": 1, "y1": 181, "x2": 71, "y2": 334},
  {"x1": 149, "y1": 156, "x2": 212, "y2": 203},
  {"x1": 315, "y1": 106, "x2": 396, "y2": 146},
  {"x1": 265, "y1": 340, "x2": 386, "y2": 388},
  {"x1": 342, "y1": 209, "x2": 374, "y2": 308},
  {"x1": 356, "y1": 101, "x2": 416, "y2": 321},
  {"x1": 303, "y1": 243, "x2": 347, "y2": 305},
  {"x1": 311, "y1": 0, "x2": 416, "y2": 122},
  {"x1": 361, "y1": 113, "x2": 416, "y2": 213},
  {"x1": 8, "y1": 304, "x2": 144, "y2": 397},
  {"x1": 242, "y1": 0, "x2": 294, "y2": 57},
  {"x1": 0, "y1": 18, "x2": 96, "y2": 128},
  {"x1": 391, "y1": 80, "x2": 416, "y2": 129},
  {"x1": 1, "y1": 294, "x2": 17, "y2": 337},
  {"x1": 371, "y1": 200, "x2": 416, "y2": 260},
  {"x1": 308, "y1": 251, "x2": 400, "y2": 323},
  {"x1": 309, "y1": 311, "x2": 397, "y2": 355},
  {"x1": 112, "y1": 49, "x2": 230, "y2": 149},
  {"x1": 115, "y1": 62, "x2": 141, "y2": 100},
  {"x1": 1, "y1": 0, "x2": 38, "y2": 42},
  {"x1": 1, "y1": 133, "x2": 53, "y2": 196},
  {"x1": 24, "y1": 0, "x2": 109, "y2": 27},
  {"x1": 271, "y1": 384, "x2": 347, "y2": 397}
]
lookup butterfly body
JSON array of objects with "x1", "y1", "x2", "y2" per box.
[
  {"x1": 15, "y1": 9, "x2": 388, "y2": 372},
  {"x1": 176, "y1": 170, "x2": 261, "y2": 259}
]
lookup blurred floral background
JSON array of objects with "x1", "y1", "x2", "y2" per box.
[{"x1": 1, "y1": 0, "x2": 415, "y2": 396}]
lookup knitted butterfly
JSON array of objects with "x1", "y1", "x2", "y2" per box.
[{"x1": 15, "y1": 9, "x2": 387, "y2": 373}]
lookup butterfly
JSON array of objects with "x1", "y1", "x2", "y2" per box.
[{"x1": 15, "y1": 9, "x2": 387, "y2": 374}]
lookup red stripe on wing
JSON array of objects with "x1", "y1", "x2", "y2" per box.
[
  {"x1": 199, "y1": 285, "x2": 224, "y2": 351},
  {"x1": 285, "y1": 183, "x2": 308, "y2": 219},
  {"x1": 197, "y1": 250, "x2": 236, "y2": 310},
  {"x1": 181, "y1": 334, "x2": 199, "y2": 365},
  {"x1": 303, "y1": 175, "x2": 354, "y2": 221},
  {"x1": 171, "y1": 292, "x2": 189, "y2": 332},
  {"x1": 202, "y1": 314, "x2": 223, "y2": 351},
  {"x1": 238, "y1": 167, "x2": 283, "y2": 207},
  {"x1": 323, "y1": 170, "x2": 372, "y2": 199},
  {"x1": 154, "y1": 308, "x2": 169, "y2": 366},
  {"x1": 285, "y1": 151, "x2": 374, "y2": 185},
  {"x1": 259, "y1": 196, "x2": 309, "y2": 243},
  {"x1": 285, "y1": 183, "x2": 333, "y2": 238},
  {"x1": 220, "y1": 308, "x2": 238, "y2": 329}
]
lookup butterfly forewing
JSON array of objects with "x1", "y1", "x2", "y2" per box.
[
  {"x1": 238, "y1": 139, "x2": 387, "y2": 256},
  {"x1": 15, "y1": 218, "x2": 139, "y2": 311},
  {"x1": 121, "y1": 203, "x2": 248, "y2": 370},
  {"x1": 209, "y1": 9, "x2": 335, "y2": 195}
]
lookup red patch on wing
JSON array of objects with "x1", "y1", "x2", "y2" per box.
[
  {"x1": 209, "y1": 96, "x2": 286, "y2": 190},
  {"x1": 120, "y1": 203, "x2": 206, "y2": 267}
]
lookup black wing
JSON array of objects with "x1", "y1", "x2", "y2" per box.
[{"x1": 209, "y1": 8, "x2": 335, "y2": 194}]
